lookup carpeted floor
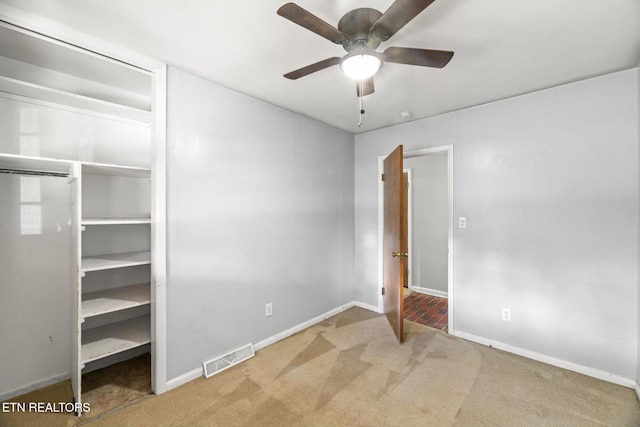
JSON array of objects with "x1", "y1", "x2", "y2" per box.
[
  {"x1": 0, "y1": 353, "x2": 151, "y2": 427},
  {"x1": 2, "y1": 307, "x2": 639, "y2": 426}
]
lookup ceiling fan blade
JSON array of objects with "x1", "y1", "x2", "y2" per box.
[
  {"x1": 383, "y1": 47, "x2": 454, "y2": 68},
  {"x1": 356, "y1": 77, "x2": 375, "y2": 97},
  {"x1": 370, "y1": 0, "x2": 436, "y2": 41},
  {"x1": 284, "y1": 57, "x2": 341, "y2": 80},
  {"x1": 277, "y1": 3, "x2": 346, "y2": 44}
]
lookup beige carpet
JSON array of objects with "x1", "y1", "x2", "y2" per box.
[
  {"x1": 0, "y1": 353, "x2": 151, "y2": 426},
  {"x1": 2, "y1": 308, "x2": 639, "y2": 426}
]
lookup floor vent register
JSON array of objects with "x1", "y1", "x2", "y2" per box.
[{"x1": 202, "y1": 343, "x2": 255, "y2": 378}]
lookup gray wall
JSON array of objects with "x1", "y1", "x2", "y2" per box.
[
  {"x1": 355, "y1": 68, "x2": 638, "y2": 380},
  {"x1": 166, "y1": 68, "x2": 354, "y2": 381},
  {"x1": 404, "y1": 153, "x2": 448, "y2": 294}
]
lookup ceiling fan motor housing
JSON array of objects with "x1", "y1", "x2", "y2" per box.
[{"x1": 338, "y1": 8, "x2": 383, "y2": 52}]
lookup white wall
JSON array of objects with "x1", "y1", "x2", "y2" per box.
[
  {"x1": 404, "y1": 153, "x2": 448, "y2": 294},
  {"x1": 355, "y1": 69, "x2": 638, "y2": 380},
  {"x1": 166, "y1": 68, "x2": 354, "y2": 381}
]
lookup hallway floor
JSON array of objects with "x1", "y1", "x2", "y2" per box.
[{"x1": 404, "y1": 290, "x2": 448, "y2": 332}]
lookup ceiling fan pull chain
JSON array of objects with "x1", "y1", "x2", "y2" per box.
[{"x1": 358, "y1": 80, "x2": 364, "y2": 128}]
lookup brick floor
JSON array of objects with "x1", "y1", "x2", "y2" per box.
[{"x1": 403, "y1": 291, "x2": 448, "y2": 332}]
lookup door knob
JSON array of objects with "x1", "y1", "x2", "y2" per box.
[{"x1": 392, "y1": 252, "x2": 408, "y2": 258}]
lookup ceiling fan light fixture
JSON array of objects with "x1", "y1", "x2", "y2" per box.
[{"x1": 340, "y1": 51, "x2": 382, "y2": 80}]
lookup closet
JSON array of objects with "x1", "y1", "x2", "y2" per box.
[{"x1": 0, "y1": 18, "x2": 164, "y2": 415}]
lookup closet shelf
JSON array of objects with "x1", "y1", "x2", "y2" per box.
[
  {"x1": 0, "y1": 153, "x2": 72, "y2": 176},
  {"x1": 0, "y1": 75, "x2": 152, "y2": 123},
  {"x1": 82, "y1": 218, "x2": 151, "y2": 226},
  {"x1": 81, "y1": 315, "x2": 150, "y2": 364},
  {"x1": 82, "y1": 251, "x2": 151, "y2": 272},
  {"x1": 82, "y1": 283, "x2": 151, "y2": 318},
  {"x1": 82, "y1": 162, "x2": 150, "y2": 178},
  {"x1": 0, "y1": 21, "x2": 151, "y2": 115},
  {"x1": 0, "y1": 154, "x2": 151, "y2": 177}
]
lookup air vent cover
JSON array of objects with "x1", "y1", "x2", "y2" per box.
[{"x1": 202, "y1": 343, "x2": 255, "y2": 378}]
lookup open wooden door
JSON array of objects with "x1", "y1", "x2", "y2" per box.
[{"x1": 383, "y1": 145, "x2": 407, "y2": 343}]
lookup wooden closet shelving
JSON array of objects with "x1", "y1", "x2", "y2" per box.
[
  {"x1": 81, "y1": 250, "x2": 151, "y2": 272},
  {"x1": 81, "y1": 316, "x2": 151, "y2": 364},
  {"x1": 0, "y1": 19, "x2": 155, "y2": 417},
  {"x1": 81, "y1": 282, "x2": 151, "y2": 318},
  {"x1": 75, "y1": 162, "x2": 152, "y2": 383}
]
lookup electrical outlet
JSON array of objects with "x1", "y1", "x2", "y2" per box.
[
  {"x1": 458, "y1": 217, "x2": 467, "y2": 228},
  {"x1": 502, "y1": 308, "x2": 511, "y2": 322},
  {"x1": 265, "y1": 303, "x2": 273, "y2": 317}
]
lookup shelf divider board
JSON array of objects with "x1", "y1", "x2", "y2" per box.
[
  {"x1": 70, "y1": 162, "x2": 82, "y2": 414},
  {"x1": 81, "y1": 315, "x2": 150, "y2": 364},
  {"x1": 82, "y1": 218, "x2": 151, "y2": 226},
  {"x1": 82, "y1": 283, "x2": 151, "y2": 318},
  {"x1": 82, "y1": 251, "x2": 151, "y2": 272}
]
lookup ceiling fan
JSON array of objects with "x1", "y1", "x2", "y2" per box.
[{"x1": 277, "y1": 0, "x2": 454, "y2": 97}]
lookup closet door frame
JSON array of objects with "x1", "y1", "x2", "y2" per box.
[{"x1": 0, "y1": 3, "x2": 169, "y2": 394}]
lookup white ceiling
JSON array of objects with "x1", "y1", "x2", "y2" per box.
[{"x1": 2, "y1": 0, "x2": 639, "y2": 134}]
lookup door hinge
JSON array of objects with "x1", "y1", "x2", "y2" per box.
[
  {"x1": 381, "y1": 287, "x2": 385, "y2": 295},
  {"x1": 381, "y1": 173, "x2": 385, "y2": 181}
]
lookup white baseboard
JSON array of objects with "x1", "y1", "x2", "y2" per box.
[
  {"x1": 354, "y1": 301, "x2": 383, "y2": 313},
  {"x1": 410, "y1": 286, "x2": 448, "y2": 299},
  {"x1": 166, "y1": 367, "x2": 202, "y2": 392},
  {"x1": 253, "y1": 302, "x2": 356, "y2": 351},
  {"x1": 452, "y1": 330, "x2": 637, "y2": 390},
  {"x1": 635, "y1": 381, "x2": 640, "y2": 402},
  {"x1": 0, "y1": 371, "x2": 70, "y2": 402},
  {"x1": 166, "y1": 301, "x2": 365, "y2": 392}
]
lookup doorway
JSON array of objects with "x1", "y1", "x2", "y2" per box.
[{"x1": 378, "y1": 145, "x2": 453, "y2": 333}]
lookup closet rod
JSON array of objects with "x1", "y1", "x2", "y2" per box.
[{"x1": 0, "y1": 168, "x2": 69, "y2": 178}]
